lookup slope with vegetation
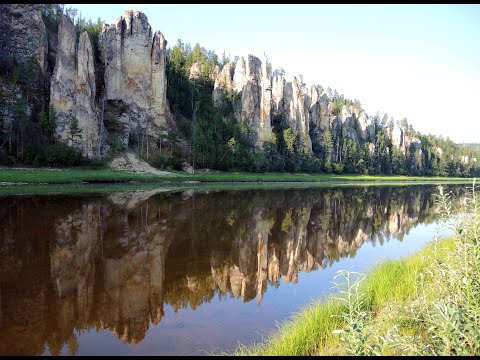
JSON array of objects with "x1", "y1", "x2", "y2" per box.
[{"x1": 0, "y1": 4, "x2": 479, "y2": 178}]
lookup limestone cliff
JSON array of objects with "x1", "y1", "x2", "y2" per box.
[
  {"x1": 0, "y1": 4, "x2": 48, "y2": 76},
  {"x1": 99, "y1": 10, "x2": 168, "y2": 141},
  {"x1": 1, "y1": 5, "x2": 475, "y2": 174},
  {"x1": 283, "y1": 75, "x2": 312, "y2": 154},
  {"x1": 212, "y1": 54, "x2": 273, "y2": 149},
  {"x1": 212, "y1": 62, "x2": 234, "y2": 108},
  {"x1": 238, "y1": 55, "x2": 273, "y2": 149},
  {"x1": 50, "y1": 16, "x2": 100, "y2": 158}
]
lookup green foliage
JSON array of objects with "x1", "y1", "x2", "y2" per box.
[
  {"x1": 42, "y1": 142, "x2": 86, "y2": 167},
  {"x1": 332, "y1": 183, "x2": 480, "y2": 356},
  {"x1": 148, "y1": 153, "x2": 182, "y2": 171},
  {"x1": 283, "y1": 128, "x2": 297, "y2": 154},
  {"x1": 41, "y1": 4, "x2": 64, "y2": 32},
  {"x1": 273, "y1": 67, "x2": 285, "y2": 77},
  {"x1": 39, "y1": 105, "x2": 56, "y2": 141},
  {"x1": 333, "y1": 162, "x2": 345, "y2": 174},
  {"x1": 0, "y1": 152, "x2": 13, "y2": 165},
  {"x1": 332, "y1": 271, "x2": 382, "y2": 356},
  {"x1": 331, "y1": 93, "x2": 345, "y2": 116},
  {"x1": 67, "y1": 116, "x2": 83, "y2": 146}
]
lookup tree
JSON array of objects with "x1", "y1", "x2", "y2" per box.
[
  {"x1": 327, "y1": 87, "x2": 333, "y2": 101},
  {"x1": 220, "y1": 51, "x2": 230, "y2": 67},
  {"x1": 353, "y1": 99, "x2": 362, "y2": 111},
  {"x1": 273, "y1": 67, "x2": 285, "y2": 77},
  {"x1": 283, "y1": 128, "x2": 297, "y2": 154},
  {"x1": 323, "y1": 129, "x2": 334, "y2": 171},
  {"x1": 67, "y1": 117, "x2": 83, "y2": 146}
]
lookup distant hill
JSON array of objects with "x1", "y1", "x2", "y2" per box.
[{"x1": 458, "y1": 143, "x2": 480, "y2": 151}]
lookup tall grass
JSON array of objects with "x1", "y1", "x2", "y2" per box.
[{"x1": 331, "y1": 180, "x2": 480, "y2": 356}]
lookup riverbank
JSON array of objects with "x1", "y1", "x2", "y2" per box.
[
  {"x1": 230, "y1": 184, "x2": 479, "y2": 356},
  {"x1": 0, "y1": 167, "x2": 474, "y2": 185},
  {"x1": 229, "y1": 238, "x2": 456, "y2": 356}
]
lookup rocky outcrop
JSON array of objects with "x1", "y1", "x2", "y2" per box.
[
  {"x1": 0, "y1": 4, "x2": 48, "y2": 76},
  {"x1": 232, "y1": 57, "x2": 247, "y2": 93},
  {"x1": 99, "y1": 10, "x2": 167, "y2": 142},
  {"x1": 189, "y1": 62, "x2": 202, "y2": 80},
  {"x1": 50, "y1": 16, "x2": 101, "y2": 158},
  {"x1": 388, "y1": 123, "x2": 423, "y2": 168},
  {"x1": 271, "y1": 75, "x2": 285, "y2": 118},
  {"x1": 283, "y1": 75, "x2": 312, "y2": 153},
  {"x1": 212, "y1": 62, "x2": 234, "y2": 108},
  {"x1": 223, "y1": 54, "x2": 273, "y2": 149}
]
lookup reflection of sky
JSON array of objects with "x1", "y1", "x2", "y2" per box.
[{"x1": 55, "y1": 220, "x2": 455, "y2": 356}]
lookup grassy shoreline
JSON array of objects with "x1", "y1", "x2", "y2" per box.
[
  {"x1": 0, "y1": 167, "x2": 474, "y2": 185},
  {"x1": 231, "y1": 182, "x2": 479, "y2": 356},
  {"x1": 229, "y1": 237, "x2": 457, "y2": 356}
]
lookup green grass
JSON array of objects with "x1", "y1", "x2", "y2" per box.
[
  {"x1": 0, "y1": 179, "x2": 472, "y2": 196},
  {"x1": 0, "y1": 167, "x2": 474, "y2": 185},
  {"x1": 229, "y1": 237, "x2": 456, "y2": 356}
]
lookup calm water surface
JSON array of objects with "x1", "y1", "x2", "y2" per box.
[{"x1": 0, "y1": 185, "x2": 466, "y2": 355}]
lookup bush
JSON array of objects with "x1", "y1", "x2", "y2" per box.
[
  {"x1": 333, "y1": 162, "x2": 345, "y2": 174},
  {"x1": 43, "y1": 142, "x2": 87, "y2": 167},
  {"x1": 0, "y1": 151, "x2": 14, "y2": 166},
  {"x1": 148, "y1": 153, "x2": 183, "y2": 171},
  {"x1": 148, "y1": 154, "x2": 173, "y2": 170}
]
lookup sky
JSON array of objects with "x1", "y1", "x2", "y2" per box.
[{"x1": 69, "y1": 4, "x2": 480, "y2": 144}]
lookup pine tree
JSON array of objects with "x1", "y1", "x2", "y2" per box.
[{"x1": 67, "y1": 117, "x2": 82, "y2": 146}]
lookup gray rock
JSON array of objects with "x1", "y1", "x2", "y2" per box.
[
  {"x1": 182, "y1": 161, "x2": 194, "y2": 174},
  {"x1": 99, "y1": 10, "x2": 168, "y2": 141},
  {"x1": 0, "y1": 4, "x2": 48, "y2": 76},
  {"x1": 50, "y1": 16, "x2": 101, "y2": 158}
]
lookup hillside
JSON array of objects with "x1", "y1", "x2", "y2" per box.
[{"x1": 0, "y1": 4, "x2": 478, "y2": 177}]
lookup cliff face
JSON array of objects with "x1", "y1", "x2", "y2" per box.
[
  {"x1": 0, "y1": 4, "x2": 48, "y2": 76},
  {"x1": 237, "y1": 55, "x2": 273, "y2": 148},
  {"x1": 99, "y1": 11, "x2": 167, "y2": 136},
  {"x1": 283, "y1": 75, "x2": 312, "y2": 153},
  {"x1": 212, "y1": 62, "x2": 234, "y2": 108},
  {"x1": 50, "y1": 16, "x2": 100, "y2": 158}
]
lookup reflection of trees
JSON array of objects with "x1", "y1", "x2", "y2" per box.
[{"x1": 0, "y1": 186, "x2": 466, "y2": 354}]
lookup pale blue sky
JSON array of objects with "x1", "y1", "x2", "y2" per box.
[{"x1": 70, "y1": 4, "x2": 480, "y2": 143}]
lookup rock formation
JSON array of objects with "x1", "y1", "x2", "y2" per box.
[
  {"x1": 212, "y1": 62, "x2": 234, "y2": 108},
  {"x1": 271, "y1": 75, "x2": 285, "y2": 118},
  {"x1": 0, "y1": 4, "x2": 48, "y2": 76},
  {"x1": 50, "y1": 16, "x2": 101, "y2": 158},
  {"x1": 238, "y1": 55, "x2": 273, "y2": 148},
  {"x1": 283, "y1": 75, "x2": 312, "y2": 153},
  {"x1": 99, "y1": 10, "x2": 167, "y2": 142},
  {"x1": 2, "y1": 5, "x2": 477, "y2": 174}
]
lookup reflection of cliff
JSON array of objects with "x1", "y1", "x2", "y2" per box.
[{"x1": 0, "y1": 186, "x2": 465, "y2": 354}]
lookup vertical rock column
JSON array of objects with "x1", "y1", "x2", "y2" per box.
[
  {"x1": 99, "y1": 11, "x2": 167, "y2": 142},
  {"x1": 283, "y1": 75, "x2": 312, "y2": 154},
  {"x1": 50, "y1": 16, "x2": 100, "y2": 158},
  {"x1": 217, "y1": 54, "x2": 273, "y2": 150}
]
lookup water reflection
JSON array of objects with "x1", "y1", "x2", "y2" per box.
[{"x1": 0, "y1": 185, "x2": 465, "y2": 355}]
